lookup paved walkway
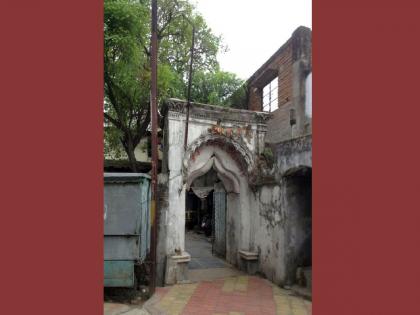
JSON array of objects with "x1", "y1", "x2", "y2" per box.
[
  {"x1": 104, "y1": 302, "x2": 149, "y2": 315},
  {"x1": 185, "y1": 231, "x2": 228, "y2": 269},
  {"x1": 145, "y1": 275, "x2": 312, "y2": 315},
  {"x1": 185, "y1": 231, "x2": 243, "y2": 282},
  {"x1": 106, "y1": 233, "x2": 311, "y2": 315}
]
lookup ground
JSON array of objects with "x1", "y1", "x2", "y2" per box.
[
  {"x1": 144, "y1": 275, "x2": 312, "y2": 315},
  {"x1": 186, "y1": 231, "x2": 228, "y2": 270},
  {"x1": 104, "y1": 232, "x2": 311, "y2": 315},
  {"x1": 104, "y1": 302, "x2": 148, "y2": 315}
]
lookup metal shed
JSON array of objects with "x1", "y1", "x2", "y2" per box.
[{"x1": 104, "y1": 173, "x2": 151, "y2": 287}]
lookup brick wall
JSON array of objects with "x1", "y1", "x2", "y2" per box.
[
  {"x1": 277, "y1": 44, "x2": 293, "y2": 108},
  {"x1": 245, "y1": 26, "x2": 312, "y2": 144},
  {"x1": 247, "y1": 41, "x2": 293, "y2": 112},
  {"x1": 248, "y1": 87, "x2": 262, "y2": 111}
]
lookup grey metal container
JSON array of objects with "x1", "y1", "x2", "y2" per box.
[{"x1": 104, "y1": 173, "x2": 151, "y2": 287}]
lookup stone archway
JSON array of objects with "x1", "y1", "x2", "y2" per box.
[
  {"x1": 162, "y1": 136, "x2": 257, "y2": 284},
  {"x1": 159, "y1": 99, "x2": 269, "y2": 285},
  {"x1": 182, "y1": 135, "x2": 254, "y2": 266}
]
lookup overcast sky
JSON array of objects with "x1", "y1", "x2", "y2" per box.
[{"x1": 193, "y1": 0, "x2": 312, "y2": 80}]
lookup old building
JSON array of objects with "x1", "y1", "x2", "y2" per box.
[
  {"x1": 236, "y1": 26, "x2": 312, "y2": 144},
  {"x1": 151, "y1": 26, "x2": 312, "y2": 297}
]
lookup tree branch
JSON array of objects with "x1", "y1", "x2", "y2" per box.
[
  {"x1": 134, "y1": 106, "x2": 150, "y2": 145},
  {"x1": 104, "y1": 112, "x2": 124, "y2": 131}
]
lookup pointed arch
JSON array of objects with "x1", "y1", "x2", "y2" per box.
[{"x1": 183, "y1": 133, "x2": 255, "y2": 176}]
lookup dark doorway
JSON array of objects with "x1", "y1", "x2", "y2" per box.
[
  {"x1": 185, "y1": 189, "x2": 214, "y2": 237},
  {"x1": 285, "y1": 167, "x2": 312, "y2": 288},
  {"x1": 185, "y1": 169, "x2": 228, "y2": 271}
]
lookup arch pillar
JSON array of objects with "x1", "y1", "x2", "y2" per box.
[{"x1": 162, "y1": 136, "x2": 257, "y2": 285}]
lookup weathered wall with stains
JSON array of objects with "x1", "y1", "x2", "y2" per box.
[
  {"x1": 250, "y1": 184, "x2": 287, "y2": 284},
  {"x1": 157, "y1": 99, "x2": 270, "y2": 285},
  {"x1": 276, "y1": 135, "x2": 312, "y2": 177},
  {"x1": 248, "y1": 135, "x2": 312, "y2": 287},
  {"x1": 157, "y1": 98, "x2": 312, "y2": 287}
]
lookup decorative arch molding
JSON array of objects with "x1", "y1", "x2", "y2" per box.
[
  {"x1": 186, "y1": 155, "x2": 241, "y2": 193},
  {"x1": 181, "y1": 133, "x2": 258, "y2": 193},
  {"x1": 183, "y1": 133, "x2": 255, "y2": 179}
]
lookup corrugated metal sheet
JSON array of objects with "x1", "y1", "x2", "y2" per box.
[{"x1": 104, "y1": 173, "x2": 150, "y2": 287}]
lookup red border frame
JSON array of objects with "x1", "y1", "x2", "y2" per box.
[
  {"x1": 2, "y1": 1, "x2": 420, "y2": 314},
  {"x1": 0, "y1": 1, "x2": 103, "y2": 314},
  {"x1": 314, "y1": 1, "x2": 420, "y2": 314}
]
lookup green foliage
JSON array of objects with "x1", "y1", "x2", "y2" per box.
[
  {"x1": 262, "y1": 146, "x2": 274, "y2": 168},
  {"x1": 191, "y1": 70, "x2": 244, "y2": 106},
  {"x1": 104, "y1": 126, "x2": 125, "y2": 160},
  {"x1": 228, "y1": 83, "x2": 248, "y2": 108},
  {"x1": 104, "y1": 0, "x2": 150, "y2": 136},
  {"x1": 104, "y1": 0, "x2": 244, "y2": 170}
]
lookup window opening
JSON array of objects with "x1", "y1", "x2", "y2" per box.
[{"x1": 263, "y1": 77, "x2": 278, "y2": 112}]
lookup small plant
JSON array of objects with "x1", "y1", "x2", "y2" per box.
[{"x1": 262, "y1": 146, "x2": 274, "y2": 168}]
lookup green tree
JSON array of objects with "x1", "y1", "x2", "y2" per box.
[
  {"x1": 104, "y1": 0, "x2": 241, "y2": 171},
  {"x1": 191, "y1": 70, "x2": 244, "y2": 106}
]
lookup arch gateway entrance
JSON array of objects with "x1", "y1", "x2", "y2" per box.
[
  {"x1": 157, "y1": 99, "x2": 269, "y2": 285},
  {"x1": 156, "y1": 99, "x2": 312, "y2": 289}
]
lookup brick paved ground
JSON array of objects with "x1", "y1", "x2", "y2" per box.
[
  {"x1": 104, "y1": 302, "x2": 149, "y2": 315},
  {"x1": 145, "y1": 276, "x2": 312, "y2": 315}
]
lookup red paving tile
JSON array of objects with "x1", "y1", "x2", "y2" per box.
[
  {"x1": 180, "y1": 277, "x2": 277, "y2": 315},
  {"x1": 148, "y1": 275, "x2": 311, "y2": 315}
]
